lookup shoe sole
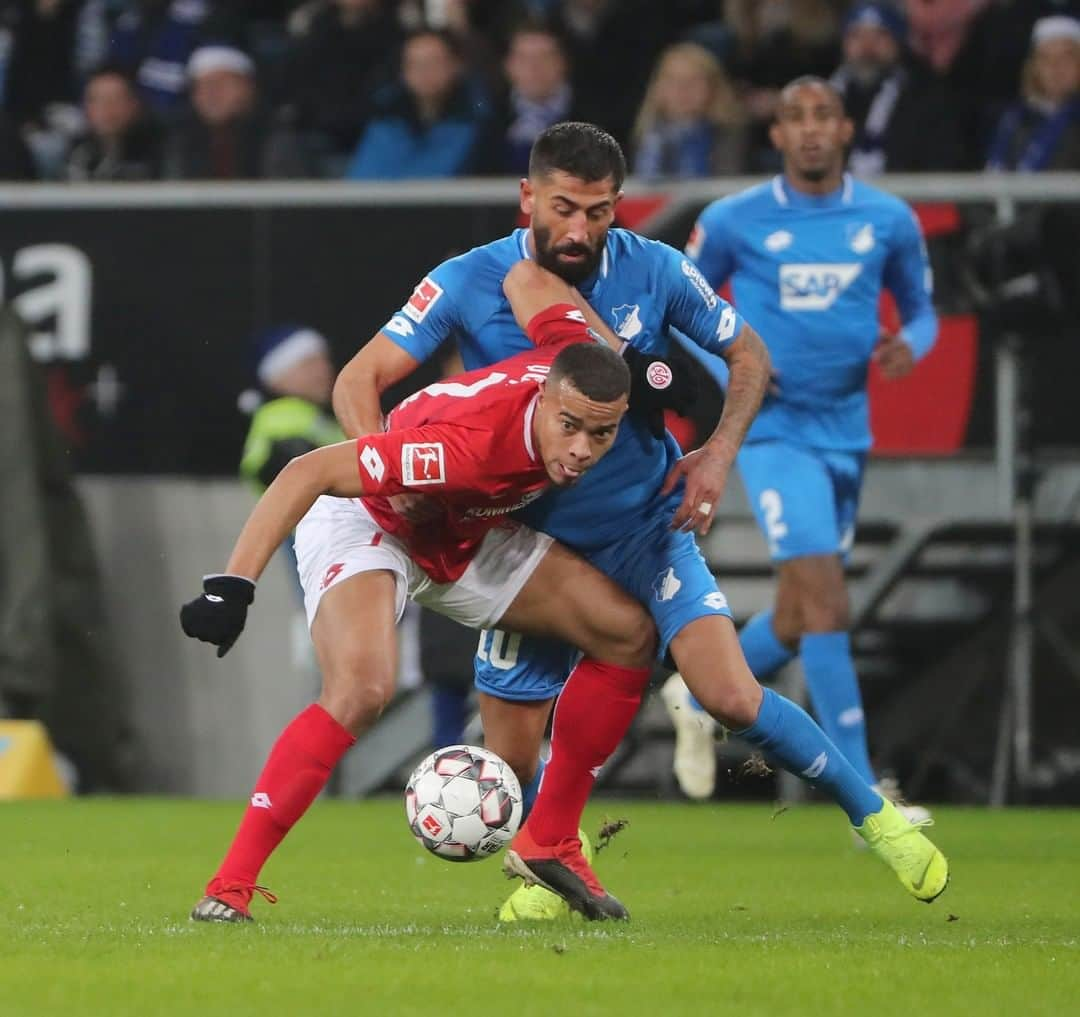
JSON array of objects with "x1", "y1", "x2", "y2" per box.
[{"x1": 503, "y1": 850, "x2": 628, "y2": 921}]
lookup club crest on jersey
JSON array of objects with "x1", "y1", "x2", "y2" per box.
[
  {"x1": 652, "y1": 566, "x2": 682, "y2": 603},
  {"x1": 645, "y1": 360, "x2": 672, "y2": 390},
  {"x1": 403, "y1": 276, "x2": 443, "y2": 323},
  {"x1": 402, "y1": 442, "x2": 445, "y2": 485},
  {"x1": 764, "y1": 229, "x2": 793, "y2": 252},
  {"x1": 611, "y1": 304, "x2": 642, "y2": 339},
  {"x1": 779, "y1": 263, "x2": 862, "y2": 310},
  {"x1": 847, "y1": 223, "x2": 875, "y2": 254}
]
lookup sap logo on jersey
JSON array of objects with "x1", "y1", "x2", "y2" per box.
[
  {"x1": 402, "y1": 442, "x2": 445, "y2": 485},
  {"x1": 779, "y1": 263, "x2": 862, "y2": 310},
  {"x1": 403, "y1": 276, "x2": 444, "y2": 323}
]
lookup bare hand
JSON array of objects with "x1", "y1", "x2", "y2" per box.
[
  {"x1": 389, "y1": 492, "x2": 441, "y2": 524},
  {"x1": 661, "y1": 444, "x2": 734, "y2": 536},
  {"x1": 872, "y1": 329, "x2": 915, "y2": 380}
]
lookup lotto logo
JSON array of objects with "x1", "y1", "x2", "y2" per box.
[
  {"x1": 646, "y1": 361, "x2": 672, "y2": 390},
  {"x1": 402, "y1": 442, "x2": 445, "y2": 486},
  {"x1": 320, "y1": 562, "x2": 345, "y2": 590},
  {"x1": 421, "y1": 813, "x2": 443, "y2": 836},
  {"x1": 360, "y1": 445, "x2": 385, "y2": 483},
  {"x1": 403, "y1": 276, "x2": 444, "y2": 323},
  {"x1": 250, "y1": 792, "x2": 273, "y2": 809}
]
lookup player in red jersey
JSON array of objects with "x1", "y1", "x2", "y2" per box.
[{"x1": 181, "y1": 262, "x2": 658, "y2": 922}]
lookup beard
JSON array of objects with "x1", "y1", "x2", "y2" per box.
[{"x1": 532, "y1": 224, "x2": 604, "y2": 285}]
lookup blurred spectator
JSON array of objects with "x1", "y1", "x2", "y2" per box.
[
  {"x1": 108, "y1": 0, "x2": 209, "y2": 116},
  {"x1": 0, "y1": 109, "x2": 36, "y2": 178},
  {"x1": 65, "y1": 64, "x2": 162, "y2": 180},
  {"x1": 987, "y1": 15, "x2": 1080, "y2": 170},
  {"x1": 631, "y1": 41, "x2": 746, "y2": 179},
  {"x1": 831, "y1": 2, "x2": 969, "y2": 175},
  {"x1": 549, "y1": 0, "x2": 669, "y2": 151},
  {"x1": 239, "y1": 324, "x2": 343, "y2": 495},
  {"x1": 487, "y1": 22, "x2": 580, "y2": 175},
  {"x1": 2, "y1": 0, "x2": 87, "y2": 177},
  {"x1": 2, "y1": 0, "x2": 80, "y2": 125},
  {"x1": 345, "y1": 29, "x2": 489, "y2": 180},
  {"x1": 284, "y1": 0, "x2": 401, "y2": 160},
  {"x1": 711, "y1": 0, "x2": 841, "y2": 170},
  {"x1": 164, "y1": 44, "x2": 315, "y2": 179}
]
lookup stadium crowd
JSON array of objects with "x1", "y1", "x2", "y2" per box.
[{"x1": 0, "y1": 0, "x2": 1077, "y2": 183}]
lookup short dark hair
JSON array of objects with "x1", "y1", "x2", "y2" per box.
[
  {"x1": 529, "y1": 122, "x2": 626, "y2": 191},
  {"x1": 547, "y1": 342, "x2": 630, "y2": 404},
  {"x1": 84, "y1": 62, "x2": 139, "y2": 94}
]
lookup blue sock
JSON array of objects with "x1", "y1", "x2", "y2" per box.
[
  {"x1": 520, "y1": 756, "x2": 546, "y2": 821},
  {"x1": 740, "y1": 611, "x2": 796, "y2": 679},
  {"x1": 690, "y1": 611, "x2": 795, "y2": 714},
  {"x1": 737, "y1": 687, "x2": 882, "y2": 825},
  {"x1": 431, "y1": 686, "x2": 468, "y2": 749},
  {"x1": 799, "y1": 632, "x2": 876, "y2": 786}
]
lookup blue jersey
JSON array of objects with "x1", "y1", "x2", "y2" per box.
[
  {"x1": 688, "y1": 173, "x2": 937, "y2": 451},
  {"x1": 381, "y1": 227, "x2": 744, "y2": 551}
]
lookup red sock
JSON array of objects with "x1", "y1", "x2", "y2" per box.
[
  {"x1": 526, "y1": 660, "x2": 650, "y2": 846},
  {"x1": 208, "y1": 704, "x2": 355, "y2": 896}
]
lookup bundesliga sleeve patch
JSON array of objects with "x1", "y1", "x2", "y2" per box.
[
  {"x1": 403, "y1": 276, "x2": 444, "y2": 323},
  {"x1": 402, "y1": 442, "x2": 446, "y2": 486}
]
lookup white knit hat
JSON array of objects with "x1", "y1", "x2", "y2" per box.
[
  {"x1": 188, "y1": 45, "x2": 255, "y2": 80},
  {"x1": 1032, "y1": 15, "x2": 1080, "y2": 48}
]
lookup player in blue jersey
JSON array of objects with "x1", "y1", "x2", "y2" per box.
[
  {"x1": 334, "y1": 122, "x2": 948, "y2": 919},
  {"x1": 665, "y1": 76, "x2": 937, "y2": 816}
]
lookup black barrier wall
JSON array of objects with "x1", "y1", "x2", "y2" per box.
[{"x1": 2, "y1": 190, "x2": 1077, "y2": 474}]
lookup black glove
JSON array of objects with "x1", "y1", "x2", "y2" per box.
[
  {"x1": 180, "y1": 574, "x2": 256, "y2": 658},
  {"x1": 622, "y1": 345, "x2": 699, "y2": 440}
]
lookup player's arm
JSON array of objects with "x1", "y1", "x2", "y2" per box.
[
  {"x1": 333, "y1": 269, "x2": 462, "y2": 438},
  {"x1": 503, "y1": 260, "x2": 694, "y2": 438},
  {"x1": 661, "y1": 244, "x2": 771, "y2": 535},
  {"x1": 333, "y1": 334, "x2": 422, "y2": 438},
  {"x1": 876, "y1": 207, "x2": 939, "y2": 380},
  {"x1": 179, "y1": 439, "x2": 369, "y2": 656}
]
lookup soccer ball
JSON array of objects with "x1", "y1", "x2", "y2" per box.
[{"x1": 405, "y1": 745, "x2": 523, "y2": 862}]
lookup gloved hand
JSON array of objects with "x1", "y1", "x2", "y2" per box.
[
  {"x1": 622, "y1": 345, "x2": 699, "y2": 440},
  {"x1": 180, "y1": 574, "x2": 256, "y2": 658}
]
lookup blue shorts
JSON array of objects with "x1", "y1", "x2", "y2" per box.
[
  {"x1": 737, "y1": 440, "x2": 866, "y2": 562},
  {"x1": 474, "y1": 513, "x2": 732, "y2": 703}
]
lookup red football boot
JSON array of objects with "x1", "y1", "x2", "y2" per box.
[{"x1": 503, "y1": 825, "x2": 629, "y2": 921}]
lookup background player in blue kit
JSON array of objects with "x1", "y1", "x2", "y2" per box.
[
  {"x1": 666, "y1": 76, "x2": 938, "y2": 817},
  {"x1": 335, "y1": 122, "x2": 948, "y2": 920}
]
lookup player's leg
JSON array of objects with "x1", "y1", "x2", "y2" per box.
[
  {"x1": 418, "y1": 531, "x2": 653, "y2": 920},
  {"x1": 473, "y1": 629, "x2": 595, "y2": 922},
  {"x1": 671, "y1": 615, "x2": 947, "y2": 902},
  {"x1": 661, "y1": 441, "x2": 800, "y2": 795},
  {"x1": 193, "y1": 498, "x2": 408, "y2": 923}
]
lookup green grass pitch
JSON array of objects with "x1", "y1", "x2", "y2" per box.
[{"x1": 2, "y1": 799, "x2": 1077, "y2": 1016}]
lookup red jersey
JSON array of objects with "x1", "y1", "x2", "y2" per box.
[{"x1": 356, "y1": 305, "x2": 594, "y2": 583}]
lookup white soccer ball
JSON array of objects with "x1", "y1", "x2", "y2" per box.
[{"x1": 404, "y1": 745, "x2": 523, "y2": 862}]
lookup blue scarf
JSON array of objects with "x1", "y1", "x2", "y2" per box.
[{"x1": 987, "y1": 98, "x2": 1080, "y2": 171}]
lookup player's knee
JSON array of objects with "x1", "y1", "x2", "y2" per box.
[
  {"x1": 607, "y1": 614, "x2": 657, "y2": 669},
  {"x1": 696, "y1": 678, "x2": 762, "y2": 730},
  {"x1": 318, "y1": 650, "x2": 396, "y2": 734},
  {"x1": 800, "y1": 590, "x2": 849, "y2": 633}
]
